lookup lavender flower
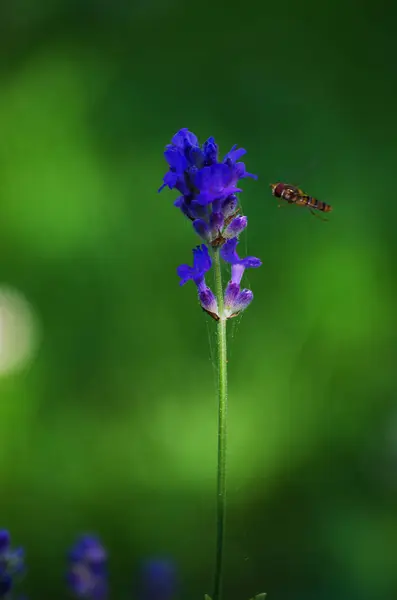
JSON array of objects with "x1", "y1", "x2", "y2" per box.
[
  {"x1": 67, "y1": 535, "x2": 107, "y2": 600},
  {"x1": 137, "y1": 558, "x2": 177, "y2": 600},
  {"x1": 161, "y1": 128, "x2": 261, "y2": 320},
  {"x1": 159, "y1": 128, "x2": 256, "y2": 247},
  {"x1": 0, "y1": 530, "x2": 24, "y2": 598},
  {"x1": 160, "y1": 132, "x2": 264, "y2": 599}
]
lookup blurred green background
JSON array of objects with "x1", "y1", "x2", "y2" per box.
[{"x1": 1, "y1": 0, "x2": 397, "y2": 598}]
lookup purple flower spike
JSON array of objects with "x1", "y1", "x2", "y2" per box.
[
  {"x1": 159, "y1": 129, "x2": 260, "y2": 318},
  {"x1": 137, "y1": 558, "x2": 178, "y2": 600},
  {"x1": 67, "y1": 535, "x2": 107, "y2": 600},
  {"x1": 0, "y1": 530, "x2": 25, "y2": 599},
  {"x1": 223, "y1": 215, "x2": 247, "y2": 239}
]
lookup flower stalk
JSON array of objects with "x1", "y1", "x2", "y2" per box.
[{"x1": 212, "y1": 247, "x2": 228, "y2": 600}]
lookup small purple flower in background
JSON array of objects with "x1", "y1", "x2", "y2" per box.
[
  {"x1": 136, "y1": 558, "x2": 177, "y2": 600},
  {"x1": 160, "y1": 128, "x2": 261, "y2": 321},
  {"x1": 67, "y1": 535, "x2": 107, "y2": 600},
  {"x1": 0, "y1": 530, "x2": 24, "y2": 598}
]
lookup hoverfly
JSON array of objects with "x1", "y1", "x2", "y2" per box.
[{"x1": 270, "y1": 182, "x2": 332, "y2": 220}]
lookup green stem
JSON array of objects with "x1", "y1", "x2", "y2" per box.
[{"x1": 212, "y1": 247, "x2": 228, "y2": 600}]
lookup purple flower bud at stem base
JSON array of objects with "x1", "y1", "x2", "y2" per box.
[
  {"x1": 224, "y1": 282, "x2": 240, "y2": 310},
  {"x1": 233, "y1": 289, "x2": 254, "y2": 314},
  {"x1": 198, "y1": 282, "x2": 218, "y2": 317},
  {"x1": 224, "y1": 285, "x2": 253, "y2": 318}
]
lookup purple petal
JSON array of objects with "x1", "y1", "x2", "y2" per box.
[
  {"x1": 233, "y1": 288, "x2": 254, "y2": 312},
  {"x1": 193, "y1": 219, "x2": 211, "y2": 242},
  {"x1": 209, "y1": 212, "x2": 224, "y2": 237},
  {"x1": 221, "y1": 237, "x2": 261, "y2": 270},
  {"x1": 198, "y1": 286, "x2": 218, "y2": 316},
  {"x1": 231, "y1": 161, "x2": 258, "y2": 181},
  {"x1": 223, "y1": 145, "x2": 247, "y2": 163},
  {"x1": 175, "y1": 197, "x2": 195, "y2": 220},
  {"x1": 194, "y1": 191, "x2": 217, "y2": 206},
  {"x1": 211, "y1": 198, "x2": 221, "y2": 213},
  {"x1": 158, "y1": 171, "x2": 180, "y2": 193},
  {"x1": 223, "y1": 215, "x2": 247, "y2": 239},
  {"x1": 224, "y1": 282, "x2": 240, "y2": 309},
  {"x1": 187, "y1": 146, "x2": 205, "y2": 168},
  {"x1": 192, "y1": 244, "x2": 211, "y2": 274},
  {"x1": 177, "y1": 264, "x2": 195, "y2": 286},
  {"x1": 173, "y1": 197, "x2": 184, "y2": 208},
  {"x1": 189, "y1": 199, "x2": 208, "y2": 219},
  {"x1": 231, "y1": 263, "x2": 245, "y2": 286},
  {"x1": 171, "y1": 128, "x2": 198, "y2": 149},
  {"x1": 195, "y1": 164, "x2": 233, "y2": 195},
  {"x1": 194, "y1": 166, "x2": 212, "y2": 192},
  {"x1": 177, "y1": 245, "x2": 212, "y2": 287},
  {"x1": 164, "y1": 147, "x2": 188, "y2": 172},
  {"x1": 212, "y1": 163, "x2": 232, "y2": 191},
  {"x1": 241, "y1": 256, "x2": 262, "y2": 268},
  {"x1": 220, "y1": 238, "x2": 239, "y2": 264}
]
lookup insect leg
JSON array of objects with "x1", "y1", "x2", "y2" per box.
[{"x1": 309, "y1": 209, "x2": 328, "y2": 222}]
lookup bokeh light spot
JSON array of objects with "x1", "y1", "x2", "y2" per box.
[{"x1": 0, "y1": 286, "x2": 39, "y2": 376}]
